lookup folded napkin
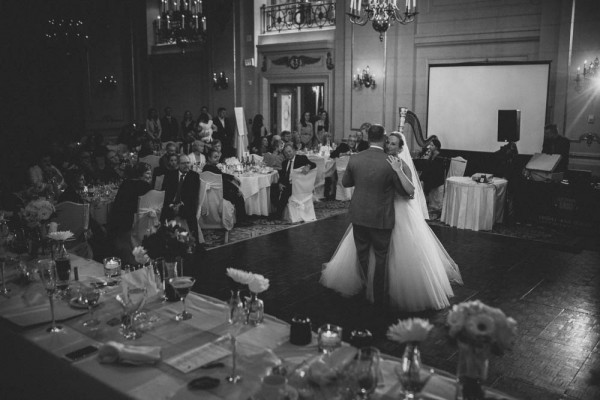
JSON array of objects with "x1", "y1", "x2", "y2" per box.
[
  {"x1": 98, "y1": 341, "x2": 161, "y2": 365},
  {"x1": 121, "y1": 267, "x2": 160, "y2": 298}
]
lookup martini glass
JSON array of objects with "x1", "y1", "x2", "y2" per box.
[
  {"x1": 37, "y1": 259, "x2": 64, "y2": 333},
  {"x1": 169, "y1": 276, "x2": 196, "y2": 321}
]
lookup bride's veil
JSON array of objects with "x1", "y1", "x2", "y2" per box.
[{"x1": 395, "y1": 131, "x2": 429, "y2": 220}]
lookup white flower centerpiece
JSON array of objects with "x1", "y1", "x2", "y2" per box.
[
  {"x1": 387, "y1": 319, "x2": 434, "y2": 397},
  {"x1": 447, "y1": 300, "x2": 518, "y2": 400},
  {"x1": 226, "y1": 268, "x2": 270, "y2": 325}
]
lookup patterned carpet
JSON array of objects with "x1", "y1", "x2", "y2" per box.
[
  {"x1": 203, "y1": 199, "x2": 599, "y2": 252},
  {"x1": 202, "y1": 200, "x2": 350, "y2": 249}
]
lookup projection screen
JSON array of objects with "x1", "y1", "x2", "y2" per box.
[{"x1": 427, "y1": 62, "x2": 550, "y2": 155}]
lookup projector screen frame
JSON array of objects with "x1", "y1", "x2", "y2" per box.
[{"x1": 426, "y1": 61, "x2": 551, "y2": 155}]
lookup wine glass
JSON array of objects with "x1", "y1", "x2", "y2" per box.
[
  {"x1": 81, "y1": 286, "x2": 101, "y2": 329},
  {"x1": 169, "y1": 276, "x2": 196, "y2": 321},
  {"x1": 226, "y1": 296, "x2": 246, "y2": 384},
  {"x1": 348, "y1": 346, "x2": 380, "y2": 399},
  {"x1": 37, "y1": 259, "x2": 64, "y2": 333}
]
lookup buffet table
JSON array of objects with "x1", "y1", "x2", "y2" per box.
[
  {"x1": 441, "y1": 176, "x2": 508, "y2": 231},
  {"x1": 0, "y1": 256, "x2": 516, "y2": 400}
]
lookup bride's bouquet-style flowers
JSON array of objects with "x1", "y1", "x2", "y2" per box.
[
  {"x1": 224, "y1": 157, "x2": 241, "y2": 167},
  {"x1": 47, "y1": 230, "x2": 74, "y2": 242},
  {"x1": 132, "y1": 246, "x2": 151, "y2": 265},
  {"x1": 226, "y1": 268, "x2": 270, "y2": 293},
  {"x1": 20, "y1": 199, "x2": 55, "y2": 228},
  {"x1": 447, "y1": 300, "x2": 517, "y2": 355},
  {"x1": 387, "y1": 318, "x2": 433, "y2": 344}
]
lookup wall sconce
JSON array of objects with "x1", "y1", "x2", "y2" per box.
[
  {"x1": 98, "y1": 75, "x2": 117, "y2": 89},
  {"x1": 574, "y1": 57, "x2": 599, "y2": 92},
  {"x1": 578, "y1": 132, "x2": 600, "y2": 146},
  {"x1": 213, "y1": 71, "x2": 229, "y2": 90},
  {"x1": 353, "y1": 66, "x2": 375, "y2": 89}
]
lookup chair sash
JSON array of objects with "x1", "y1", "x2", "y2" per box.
[
  {"x1": 198, "y1": 172, "x2": 235, "y2": 232},
  {"x1": 285, "y1": 169, "x2": 317, "y2": 222}
]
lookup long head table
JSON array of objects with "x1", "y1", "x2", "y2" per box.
[{"x1": 0, "y1": 255, "x2": 517, "y2": 400}]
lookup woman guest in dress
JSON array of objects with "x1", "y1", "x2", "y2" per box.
[
  {"x1": 321, "y1": 132, "x2": 462, "y2": 312},
  {"x1": 107, "y1": 163, "x2": 152, "y2": 266},
  {"x1": 188, "y1": 140, "x2": 206, "y2": 171},
  {"x1": 146, "y1": 108, "x2": 162, "y2": 148},
  {"x1": 314, "y1": 110, "x2": 329, "y2": 143},
  {"x1": 181, "y1": 110, "x2": 198, "y2": 154},
  {"x1": 263, "y1": 139, "x2": 285, "y2": 171},
  {"x1": 298, "y1": 112, "x2": 316, "y2": 150},
  {"x1": 250, "y1": 114, "x2": 269, "y2": 148}
]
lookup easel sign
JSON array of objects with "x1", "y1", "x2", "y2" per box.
[{"x1": 234, "y1": 107, "x2": 248, "y2": 159}]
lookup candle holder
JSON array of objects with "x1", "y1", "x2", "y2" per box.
[
  {"x1": 318, "y1": 323, "x2": 342, "y2": 354},
  {"x1": 103, "y1": 257, "x2": 121, "y2": 285}
]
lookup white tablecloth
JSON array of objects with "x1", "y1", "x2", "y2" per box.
[
  {"x1": 307, "y1": 154, "x2": 336, "y2": 199},
  {"x1": 237, "y1": 171, "x2": 279, "y2": 216},
  {"x1": 441, "y1": 176, "x2": 508, "y2": 231}
]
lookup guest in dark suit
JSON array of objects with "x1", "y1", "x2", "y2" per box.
[
  {"x1": 202, "y1": 149, "x2": 249, "y2": 225},
  {"x1": 160, "y1": 107, "x2": 180, "y2": 142},
  {"x1": 212, "y1": 107, "x2": 236, "y2": 158},
  {"x1": 355, "y1": 128, "x2": 370, "y2": 152},
  {"x1": 107, "y1": 163, "x2": 153, "y2": 265},
  {"x1": 342, "y1": 124, "x2": 405, "y2": 307},
  {"x1": 58, "y1": 169, "x2": 86, "y2": 204},
  {"x1": 330, "y1": 134, "x2": 358, "y2": 158},
  {"x1": 161, "y1": 154, "x2": 200, "y2": 243},
  {"x1": 275, "y1": 143, "x2": 317, "y2": 218}
]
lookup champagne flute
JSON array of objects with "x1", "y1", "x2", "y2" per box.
[
  {"x1": 169, "y1": 276, "x2": 195, "y2": 321},
  {"x1": 37, "y1": 259, "x2": 64, "y2": 333},
  {"x1": 349, "y1": 347, "x2": 380, "y2": 399},
  {"x1": 81, "y1": 286, "x2": 101, "y2": 329},
  {"x1": 226, "y1": 297, "x2": 246, "y2": 384}
]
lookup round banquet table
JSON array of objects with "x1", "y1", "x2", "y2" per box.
[
  {"x1": 237, "y1": 170, "x2": 279, "y2": 216},
  {"x1": 441, "y1": 176, "x2": 508, "y2": 231}
]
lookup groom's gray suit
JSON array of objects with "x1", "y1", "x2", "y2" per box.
[{"x1": 342, "y1": 136, "x2": 406, "y2": 306}]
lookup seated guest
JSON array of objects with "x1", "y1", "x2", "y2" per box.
[
  {"x1": 188, "y1": 140, "x2": 206, "y2": 170},
  {"x1": 542, "y1": 123, "x2": 570, "y2": 172},
  {"x1": 355, "y1": 126, "x2": 370, "y2": 152},
  {"x1": 210, "y1": 139, "x2": 226, "y2": 162},
  {"x1": 28, "y1": 152, "x2": 65, "y2": 195},
  {"x1": 99, "y1": 150, "x2": 124, "y2": 183},
  {"x1": 280, "y1": 130, "x2": 293, "y2": 145},
  {"x1": 75, "y1": 151, "x2": 100, "y2": 185},
  {"x1": 330, "y1": 134, "x2": 358, "y2": 158},
  {"x1": 161, "y1": 155, "x2": 201, "y2": 243},
  {"x1": 153, "y1": 153, "x2": 179, "y2": 187},
  {"x1": 159, "y1": 142, "x2": 179, "y2": 169},
  {"x1": 203, "y1": 149, "x2": 249, "y2": 225},
  {"x1": 250, "y1": 136, "x2": 270, "y2": 156},
  {"x1": 275, "y1": 143, "x2": 316, "y2": 218},
  {"x1": 58, "y1": 169, "x2": 86, "y2": 204},
  {"x1": 299, "y1": 129, "x2": 319, "y2": 152},
  {"x1": 107, "y1": 163, "x2": 153, "y2": 265},
  {"x1": 137, "y1": 136, "x2": 155, "y2": 158},
  {"x1": 263, "y1": 139, "x2": 285, "y2": 171}
]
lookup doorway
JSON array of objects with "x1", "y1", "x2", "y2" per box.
[{"x1": 270, "y1": 83, "x2": 324, "y2": 134}]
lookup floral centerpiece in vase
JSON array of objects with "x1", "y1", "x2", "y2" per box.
[
  {"x1": 447, "y1": 300, "x2": 518, "y2": 400},
  {"x1": 387, "y1": 318, "x2": 434, "y2": 398},
  {"x1": 226, "y1": 268, "x2": 270, "y2": 325},
  {"x1": 19, "y1": 198, "x2": 55, "y2": 256},
  {"x1": 141, "y1": 220, "x2": 193, "y2": 301}
]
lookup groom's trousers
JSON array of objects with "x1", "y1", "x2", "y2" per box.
[{"x1": 352, "y1": 224, "x2": 392, "y2": 307}]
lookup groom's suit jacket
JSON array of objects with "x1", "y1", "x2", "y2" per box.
[{"x1": 342, "y1": 147, "x2": 405, "y2": 229}]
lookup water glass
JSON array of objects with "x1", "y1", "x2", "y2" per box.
[{"x1": 349, "y1": 346, "x2": 380, "y2": 399}]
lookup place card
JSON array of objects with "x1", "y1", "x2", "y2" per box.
[{"x1": 164, "y1": 341, "x2": 230, "y2": 374}]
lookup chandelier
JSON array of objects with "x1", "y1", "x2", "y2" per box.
[
  {"x1": 354, "y1": 66, "x2": 376, "y2": 89},
  {"x1": 574, "y1": 57, "x2": 599, "y2": 92},
  {"x1": 347, "y1": 0, "x2": 417, "y2": 41},
  {"x1": 154, "y1": 0, "x2": 206, "y2": 52}
]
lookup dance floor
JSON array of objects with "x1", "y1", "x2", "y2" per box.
[{"x1": 192, "y1": 212, "x2": 600, "y2": 400}]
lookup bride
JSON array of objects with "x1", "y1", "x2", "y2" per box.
[{"x1": 320, "y1": 132, "x2": 462, "y2": 312}]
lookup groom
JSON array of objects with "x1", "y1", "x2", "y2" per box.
[{"x1": 342, "y1": 124, "x2": 406, "y2": 307}]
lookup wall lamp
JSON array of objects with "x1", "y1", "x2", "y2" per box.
[
  {"x1": 353, "y1": 66, "x2": 375, "y2": 89},
  {"x1": 213, "y1": 71, "x2": 229, "y2": 90}
]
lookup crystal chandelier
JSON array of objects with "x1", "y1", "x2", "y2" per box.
[
  {"x1": 347, "y1": 0, "x2": 417, "y2": 41},
  {"x1": 154, "y1": 0, "x2": 206, "y2": 52}
]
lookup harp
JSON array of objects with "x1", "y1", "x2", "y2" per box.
[{"x1": 398, "y1": 107, "x2": 438, "y2": 149}]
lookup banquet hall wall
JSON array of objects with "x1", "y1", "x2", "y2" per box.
[{"x1": 2, "y1": 0, "x2": 600, "y2": 181}]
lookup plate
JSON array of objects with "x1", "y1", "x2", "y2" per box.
[
  {"x1": 69, "y1": 297, "x2": 100, "y2": 309},
  {"x1": 252, "y1": 385, "x2": 298, "y2": 400}
]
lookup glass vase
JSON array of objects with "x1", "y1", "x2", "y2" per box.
[
  {"x1": 455, "y1": 341, "x2": 490, "y2": 400},
  {"x1": 246, "y1": 292, "x2": 264, "y2": 326},
  {"x1": 398, "y1": 342, "x2": 424, "y2": 399},
  {"x1": 227, "y1": 290, "x2": 245, "y2": 324},
  {"x1": 53, "y1": 241, "x2": 71, "y2": 293},
  {"x1": 163, "y1": 259, "x2": 179, "y2": 302}
]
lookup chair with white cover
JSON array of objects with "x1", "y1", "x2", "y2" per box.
[
  {"x1": 154, "y1": 175, "x2": 165, "y2": 191},
  {"x1": 139, "y1": 155, "x2": 161, "y2": 170},
  {"x1": 283, "y1": 168, "x2": 318, "y2": 223},
  {"x1": 197, "y1": 172, "x2": 236, "y2": 244},
  {"x1": 54, "y1": 201, "x2": 92, "y2": 258},
  {"x1": 335, "y1": 156, "x2": 354, "y2": 201},
  {"x1": 251, "y1": 154, "x2": 263, "y2": 164},
  {"x1": 430, "y1": 156, "x2": 468, "y2": 212},
  {"x1": 131, "y1": 190, "x2": 165, "y2": 246}
]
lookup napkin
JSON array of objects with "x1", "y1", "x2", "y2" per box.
[
  {"x1": 98, "y1": 341, "x2": 161, "y2": 365},
  {"x1": 120, "y1": 267, "x2": 160, "y2": 298}
]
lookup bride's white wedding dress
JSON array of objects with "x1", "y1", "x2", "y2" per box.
[{"x1": 320, "y1": 135, "x2": 462, "y2": 312}]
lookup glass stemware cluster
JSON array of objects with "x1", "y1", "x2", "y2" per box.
[{"x1": 116, "y1": 285, "x2": 147, "y2": 340}]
